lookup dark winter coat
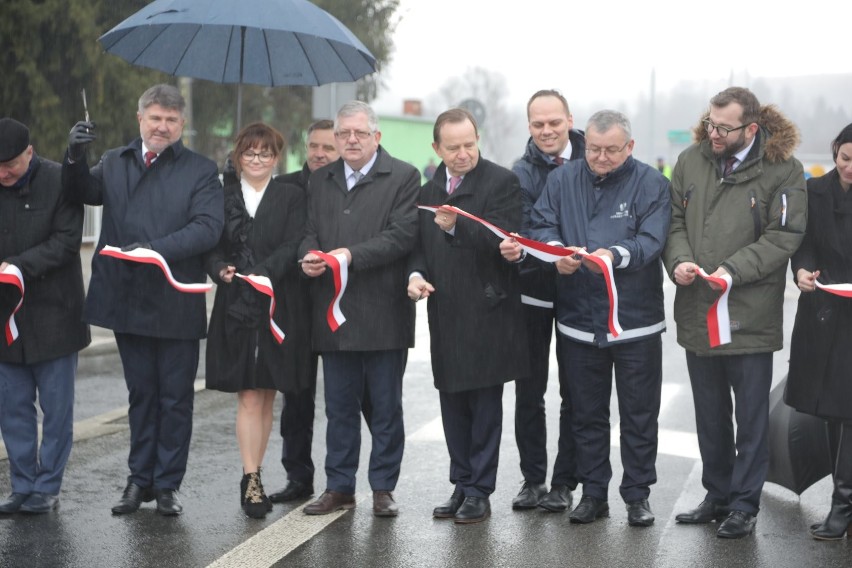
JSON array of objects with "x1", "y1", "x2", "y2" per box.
[
  {"x1": 530, "y1": 156, "x2": 670, "y2": 346},
  {"x1": 785, "y1": 170, "x2": 852, "y2": 420},
  {"x1": 409, "y1": 158, "x2": 529, "y2": 393},
  {"x1": 512, "y1": 131, "x2": 585, "y2": 305},
  {"x1": 205, "y1": 179, "x2": 312, "y2": 393},
  {"x1": 63, "y1": 138, "x2": 224, "y2": 339},
  {"x1": 0, "y1": 155, "x2": 90, "y2": 364},
  {"x1": 298, "y1": 146, "x2": 419, "y2": 352},
  {"x1": 276, "y1": 162, "x2": 311, "y2": 191}
]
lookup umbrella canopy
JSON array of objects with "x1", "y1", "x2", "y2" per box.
[
  {"x1": 765, "y1": 375, "x2": 833, "y2": 495},
  {"x1": 98, "y1": 0, "x2": 377, "y2": 87}
]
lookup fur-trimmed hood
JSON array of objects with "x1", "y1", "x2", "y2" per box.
[{"x1": 691, "y1": 104, "x2": 801, "y2": 163}]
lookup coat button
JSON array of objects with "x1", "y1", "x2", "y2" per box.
[
  {"x1": 24, "y1": 204, "x2": 30, "y2": 209},
  {"x1": 343, "y1": 209, "x2": 351, "y2": 214}
]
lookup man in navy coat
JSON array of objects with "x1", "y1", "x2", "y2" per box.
[{"x1": 63, "y1": 84, "x2": 224, "y2": 516}]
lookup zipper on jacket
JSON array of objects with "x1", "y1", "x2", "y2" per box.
[
  {"x1": 682, "y1": 184, "x2": 694, "y2": 209},
  {"x1": 749, "y1": 189, "x2": 760, "y2": 242},
  {"x1": 780, "y1": 191, "x2": 788, "y2": 228}
]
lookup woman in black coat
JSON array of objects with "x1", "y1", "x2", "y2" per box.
[
  {"x1": 786, "y1": 123, "x2": 852, "y2": 540},
  {"x1": 205, "y1": 123, "x2": 311, "y2": 519}
]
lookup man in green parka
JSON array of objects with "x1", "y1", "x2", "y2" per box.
[{"x1": 662, "y1": 87, "x2": 806, "y2": 539}]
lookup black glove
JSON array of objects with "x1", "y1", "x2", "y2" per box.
[
  {"x1": 222, "y1": 156, "x2": 238, "y2": 186},
  {"x1": 120, "y1": 242, "x2": 151, "y2": 252},
  {"x1": 68, "y1": 121, "x2": 96, "y2": 161}
]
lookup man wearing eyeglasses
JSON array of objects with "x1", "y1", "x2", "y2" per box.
[
  {"x1": 518, "y1": 109, "x2": 670, "y2": 527},
  {"x1": 504, "y1": 90, "x2": 585, "y2": 513},
  {"x1": 298, "y1": 101, "x2": 420, "y2": 517},
  {"x1": 663, "y1": 87, "x2": 806, "y2": 539}
]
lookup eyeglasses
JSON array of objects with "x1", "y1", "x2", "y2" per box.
[
  {"x1": 584, "y1": 141, "x2": 630, "y2": 158},
  {"x1": 702, "y1": 119, "x2": 749, "y2": 138},
  {"x1": 241, "y1": 151, "x2": 275, "y2": 163},
  {"x1": 334, "y1": 129, "x2": 373, "y2": 140}
]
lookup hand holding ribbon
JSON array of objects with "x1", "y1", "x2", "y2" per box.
[
  {"x1": 0, "y1": 264, "x2": 24, "y2": 345},
  {"x1": 305, "y1": 250, "x2": 349, "y2": 331},
  {"x1": 695, "y1": 267, "x2": 733, "y2": 347},
  {"x1": 235, "y1": 273, "x2": 284, "y2": 343},
  {"x1": 419, "y1": 204, "x2": 622, "y2": 337}
]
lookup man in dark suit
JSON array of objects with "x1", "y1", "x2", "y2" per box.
[
  {"x1": 510, "y1": 90, "x2": 585, "y2": 512},
  {"x1": 299, "y1": 101, "x2": 419, "y2": 517},
  {"x1": 267, "y1": 119, "x2": 338, "y2": 504},
  {"x1": 0, "y1": 118, "x2": 90, "y2": 515},
  {"x1": 408, "y1": 108, "x2": 528, "y2": 524},
  {"x1": 63, "y1": 84, "x2": 224, "y2": 516}
]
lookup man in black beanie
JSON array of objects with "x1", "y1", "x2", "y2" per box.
[{"x1": 0, "y1": 118, "x2": 90, "y2": 515}]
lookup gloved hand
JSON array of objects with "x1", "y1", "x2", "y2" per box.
[
  {"x1": 68, "y1": 121, "x2": 96, "y2": 161},
  {"x1": 120, "y1": 242, "x2": 151, "y2": 252}
]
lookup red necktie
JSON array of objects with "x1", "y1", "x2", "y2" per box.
[
  {"x1": 448, "y1": 176, "x2": 461, "y2": 195},
  {"x1": 723, "y1": 157, "x2": 737, "y2": 177},
  {"x1": 554, "y1": 156, "x2": 565, "y2": 166},
  {"x1": 145, "y1": 151, "x2": 157, "y2": 168}
]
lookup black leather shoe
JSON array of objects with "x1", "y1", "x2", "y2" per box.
[
  {"x1": 675, "y1": 500, "x2": 729, "y2": 524},
  {"x1": 20, "y1": 493, "x2": 59, "y2": 514},
  {"x1": 433, "y1": 489, "x2": 464, "y2": 519},
  {"x1": 454, "y1": 496, "x2": 491, "y2": 524},
  {"x1": 269, "y1": 479, "x2": 314, "y2": 503},
  {"x1": 539, "y1": 485, "x2": 573, "y2": 513},
  {"x1": 569, "y1": 495, "x2": 609, "y2": 524},
  {"x1": 0, "y1": 493, "x2": 29, "y2": 514},
  {"x1": 717, "y1": 510, "x2": 756, "y2": 538},
  {"x1": 511, "y1": 481, "x2": 548, "y2": 510},
  {"x1": 111, "y1": 483, "x2": 155, "y2": 515},
  {"x1": 626, "y1": 498, "x2": 655, "y2": 527},
  {"x1": 155, "y1": 489, "x2": 183, "y2": 516}
]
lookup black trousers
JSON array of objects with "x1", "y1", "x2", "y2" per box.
[
  {"x1": 115, "y1": 332, "x2": 199, "y2": 490},
  {"x1": 514, "y1": 304, "x2": 577, "y2": 488},
  {"x1": 561, "y1": 335, "x2": 662, "y2": 502},
  {"x1": 685, "y1": 351, "x2": 772, "y2": 515},
  {"x1": 279, "y1": 352, "x2": 374, "y2": 484},
  {"x1": 440, "y1": 384, "x2": 504, "y2": 498}
]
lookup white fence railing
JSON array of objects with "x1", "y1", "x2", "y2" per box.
[{"x1": 82, "y1": 205, "x2": 101, "y2": 244}]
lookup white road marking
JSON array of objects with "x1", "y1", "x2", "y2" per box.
[{"x1": 205, "y1": 496, "x2": 368, "y2": 568}]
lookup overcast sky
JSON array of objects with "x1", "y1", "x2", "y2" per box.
[{"x1": 371, "y1": 0, "x2": 847, "y2": 116}]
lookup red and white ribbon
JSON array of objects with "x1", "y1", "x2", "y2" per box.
[
  {"x1": 418, "y1": 204, "x2": 623, "y2": 337},
  {"x1": 309, "y1": 250, "x2": 348, "y2": 332},
  {"x1": 99, "y1": 245, "x2": 213, "y2": 293},
  {"x1": 235, "y1": 273, "x2": 284, "y2": 344},
  {"x1": 0, "y1": 264, "x2": 24, "y2": 345},
  {"x1": 696, "y1": 268, "x2": 733, "y2": 347},
  {"x1": 815, "y1": 280, "x2": 852, "y2": 298}
]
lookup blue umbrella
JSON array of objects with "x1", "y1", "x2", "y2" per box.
[{"x1": 99, "y1": 0, "x2": 377, "y2": 86}]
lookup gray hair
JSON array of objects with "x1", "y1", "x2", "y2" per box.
[
  {"x1": 138, "y1": 84, "x2": 186, "y2": 115},
  {"x1": 335, "y1": 100, "x2": 378, "y2": 133},
  {"x1": 587, "y1": 109, "x2": 631, "y2": 140}
]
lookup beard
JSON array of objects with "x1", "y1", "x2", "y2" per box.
[{"x1": 711, "y1": 130, "x2": 748, "y2": 159}]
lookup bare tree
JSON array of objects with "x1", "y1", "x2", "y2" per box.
[{"x1": 426, "y1": 66, "x2": 524, "y2": 167}]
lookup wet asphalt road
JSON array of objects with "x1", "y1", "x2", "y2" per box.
[{"x1": 1, "y1": 250, "x2": 850, "y2": 567}]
